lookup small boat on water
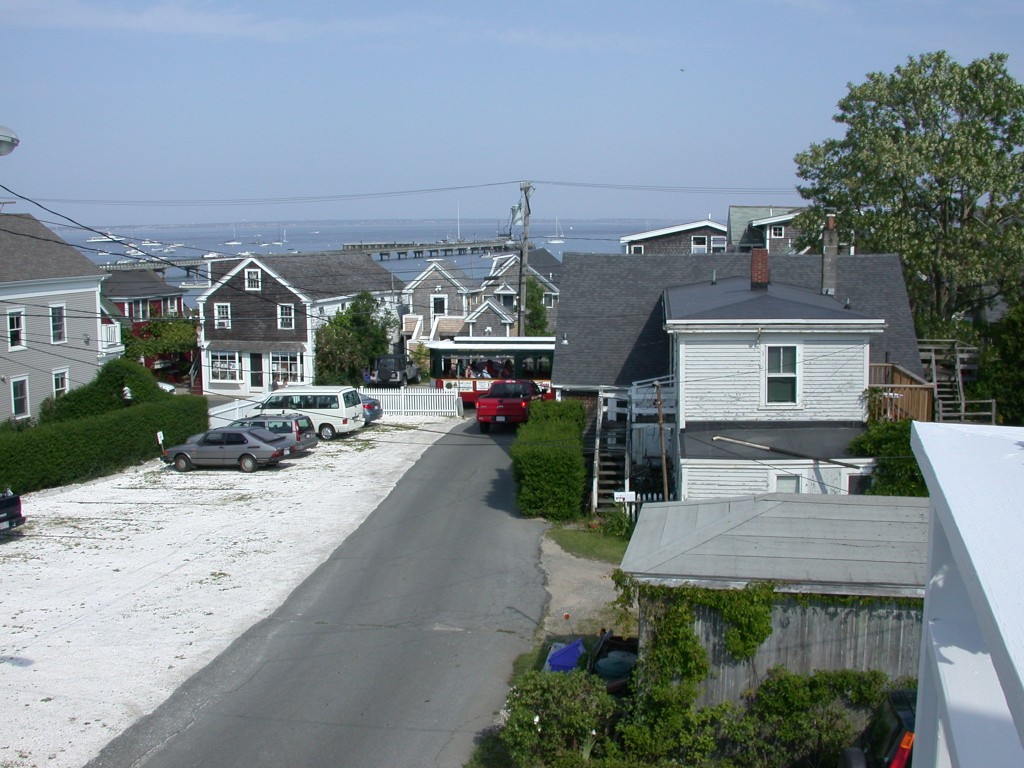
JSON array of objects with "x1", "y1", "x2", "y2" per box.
[
  {"x1": 87, "y1": 231, "x2": 125, "y2": 243},
  {"x1": 546, "y1": 218, "x2": 565, "y2": 244}
]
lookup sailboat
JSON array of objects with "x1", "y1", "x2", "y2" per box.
[
  {"x1": 224, "y1": 223, "x2": 241, "y2": 246},
  {"x1": 546, "y1": 218, "x2": 565, "y2": 244}
]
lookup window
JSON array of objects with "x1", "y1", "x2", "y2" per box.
[
  {"x1": 711, "y1": 236, "x2": 727, "y2": 253},
  {"x1": 53, "y1": 369, "x2": 69, "y2": 399},
  {"x1": 8, "y1": 309, "x2": 25, "y2": 350},
  {"x1": 245, "y1": 269, "x2": 262, "y2": 291},
  {"x1": 432, "y1": 295, "x2": 447, "y2": 317},
  {"x1": 770, "y1": 225, "x2": 785, "y2": 239},
  {"x1": 128, "y1": 299, "x2": 149, "y2": 321},
  {"x1": 848, "y1": 474, "x2": 872, "y2": 495},
  {"x1": 160, "y1": 297, "x2": 178, "y2": 317},
  {"x1": 11, "y1": 377, "x2": 28, "y2": 418},
  {"x1": 543, "y1": 293, "x2": 556, "y2": 308},
  {"x1": 691, "y1": 235, "x2": 708, "y2": 254},
  {"x1": 271, "y1": 353, "x2": 300, "y2": 384},
  {"x1": 214, "y1": 303, "x2": 232, "y2": 329},
  {"x1": 210, "y1": 351, "x2": 239, "y2": 381},
  {"x1": 50, "y1": 305, "x2": 67, "y2": 343},
  {"x1": 775, "y1": 474, "x2": 801, "y2": 493},
  {"x1": 630, "y1": 244, "x2": 644, "y2": 254},
  {"x1": 766, "y1": 345, "x2": 798, "y2": 403},
  {"x1": 278, "y1": 304, "x2": 295, "y2": 330},
  {"x1": 499, "y1": 293, "x2": 514, "y2": 309}
]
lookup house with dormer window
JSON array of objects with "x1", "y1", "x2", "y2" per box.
[
  {"x1": 196, "y1": 251, "x2": 398, "y2": 397},
  {"x1": 620, "y1": 218, "x2": 728, "y2": 255}
]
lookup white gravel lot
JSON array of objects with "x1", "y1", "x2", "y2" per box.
[{"x1": 0, "y1": 416, "x2": 458, "y2": 768}]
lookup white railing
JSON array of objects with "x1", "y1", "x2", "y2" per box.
[
  {"x1": 99, "y1": 322, "x2": 122, "y2": 348},
  {"x1": 359, "y1": 386, "x2": 463, "y2": 417},
  {"x1": 630, "y1": 375, "x2": 677, "y2": 417}
]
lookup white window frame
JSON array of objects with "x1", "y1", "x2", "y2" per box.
[
  {"x1": 128, "y1": 299, "x2": 150, "y2": 321},
  {"x1": 11, "y1": 376, "x2": 29, "y2": 419},
  {"x1": 50, "y1": 304, "x2": 67, "y2": 344},
  {"x1": 691, "y1": 235, "x2": 708, "y2": 254},
  {"x1": 431, "y1": 294, "x2": 448, "y2": 318},
  {"x1": 630, "y1": 244, "x2": 644, "y2": 254},
  {"x1": 244, "y1": 269, "x2": 262, "y2": 292},
  {"x1": 764, "y1": 344, "x2": 799, "y2": 405},
  {"x1": 53, "y1": 369, "x2": 69, "y2": 399},
  {"x1": 210, "y1": 351, "x2": 240, "y2": 381},
  {"x1": 770, "y1": 225, "x2": 785, "y2": 239},
  {"x1": 214, "y1": 303, "x2": 232, "y2": 329},
  {"x1": 270, "y1": 353, "x2": 300, "y2": 384},
  {"x1": 160, "y1": 297, "x2": 179, "y2": 317},
  {"x1": 774, "y1": 473, "x2": 802, "y2": 493},
  {"x1": 278, "y1": 304, "x2": 295, "y2": 330},
  {"x1": 711, "y1": 235, "x2": 727, "y2": 253},
  {"x1": 543, "y1": 293, "x2": 555, "y2": 308},
  {"x1": 7, "y1": 308, "x2": 26, "y2": 350}
]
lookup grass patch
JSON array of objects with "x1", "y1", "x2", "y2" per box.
[{"x1": 546, "y1": 525, "x2": 629, "y2": 564}]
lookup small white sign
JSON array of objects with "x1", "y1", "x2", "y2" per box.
[
  {"x1": 613, "y1": 491, "x2": 636, "y2": 503},
  {"x1": 156, "y1": 431, "x2": 164, "y2": 445}
]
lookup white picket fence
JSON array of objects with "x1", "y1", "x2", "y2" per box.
[{"x1": 207, "y1": 385, "x2": 462, "y2": 427}]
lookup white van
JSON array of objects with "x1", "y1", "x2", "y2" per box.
[{"x1": 252, "y1": 385, "x2": 363, "y2": 440}]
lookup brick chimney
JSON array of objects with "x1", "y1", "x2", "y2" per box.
[
  {"x1": 751, "y1": 247, "x2": 769, "y2": 291},
  {"x1": 822, "y1": 213, "x2": 838, "y2": 296}
]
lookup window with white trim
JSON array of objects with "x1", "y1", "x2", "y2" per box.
[
  {"x1": 160, "y1": 297, "x2": 178, "y2": 317},
  {"x1": 53, "y1": 369, "x2": 69, "y2": 399},
  {"x1": 766, "y1": 345, "x2": 798, "y2": 403},
  {"x1": 543, "y1": 292, "x2": 555, "y2": 308},
  {"x1": 770, "y1": 225, "x2": 785, "y2": 239},
  {"x1": 50, "y1": 304, "x2": 67, "y2": 343},
  {"x1": 128, "y1": 299, "x2": 150, "y2": 321},
  {"x1": 271, "y1": 353, "x2": 301, "y2": 384},
  {"x1": 214, "y1": 303, "x2": 232, "y2": 329},
  {"x1": 432, "y1": 295, "x2": 447, "y2": 317},
  {"x1": 11, "y1": 377, "x2": 28, "y2": 418},
  {"x1": 630, "y1": 244, "x2": 644, "y2": 254},
  {"x1": 711, "y1": 235, "x2": 727, "y2": 253},
  {"x1": 691, "y1": 235, "x2": 708, "y2": 254},
  {"x1": 775, "y1": 474, "x2": 801, "y2": 493},
  {"x1": 278, "y1": 304, "x2": 295, "y2": 330},
  {"x1": 244, "y1": 269, "x2": 262, "y2": 291},
  {"x1": 210, "y1": 351, "x2": 240, "y2": 381},
  {"x1": 8, "y1": 309, "x2": 25, "y2": 350}
]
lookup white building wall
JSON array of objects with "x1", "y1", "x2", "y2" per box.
[
  {"x1": 678, "y1": 333, "x2": 869, "y2": 423},
  {"x1": 680, "y1": 459, "x2": 872, "y2": 500}
]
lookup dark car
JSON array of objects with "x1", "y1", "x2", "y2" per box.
[
  {"x1": 160, "y1": 427, "x2": 289, "y2": 473},
  {"x1": 1, "y1": 489, "x2": 25, "y2": 532},
  {"x1": 839, "y1": 689, "x2": 915, "y2": 767},
  {"x1": 228, "y1": 413, "x2": 318, "y2": 455},
  {"x1": 361, "y1": 394, "x2": 383, "y2": 425}
]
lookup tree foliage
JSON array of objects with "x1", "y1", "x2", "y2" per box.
[
  {"x1": 848, "y1": 419, "x2": 928, "y2": 496},
  {"x1": 123, "y1": 318, "x2": 198, "y2": 361},
  {"x1": 793, "y1": 51, "x2": 1024, "y2": 332},
  {"x1": 975, "y1": 300, "x2": 1024, "y2": 425},
  {"x1": 313, "y1": 292, "x2": 395, "y2": 385},
  {"x1": 524, "y1": 275, "x2": 550, "y2": 336}
]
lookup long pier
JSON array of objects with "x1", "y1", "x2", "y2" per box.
[{"x1": 98, "y1": 238, "x2": 512, "y2": 272}]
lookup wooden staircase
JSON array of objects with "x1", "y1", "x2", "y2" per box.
[
  {"x1": 919, "y1": 340, "x2": 996, "y2": 423},
  {"x1": 588, "y1": 391, "x2": 629, "y2": 514}
]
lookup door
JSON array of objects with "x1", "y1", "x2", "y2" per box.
[{"x1": 250, "y1": 353, "x2": 264, "y2": 390}]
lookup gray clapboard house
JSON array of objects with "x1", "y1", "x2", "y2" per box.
[
  {"x1": 621, "y1": 492, "x2": 929, "y2": 705},
  {"x1": 0, "y1": 213, "x2": 124, "y2": 421}
]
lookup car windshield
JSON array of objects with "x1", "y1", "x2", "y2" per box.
[{"x1": 490, "y1": 383, "x2": 528, "y2": 398}]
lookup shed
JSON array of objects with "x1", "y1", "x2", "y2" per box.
[{"x1": 620, "y1": 493, "x2": 930, "y2": 705}]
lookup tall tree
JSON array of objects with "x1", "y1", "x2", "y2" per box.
[
  {"x1": 523, "y1": 276, "x2": 550, "y2": 336},
  {"x1": 313, "y1": 292, "x2": 395, "y2": 385},
  {"x1": 793, "y1": 52, "x2": 1024, "y2": 334}
]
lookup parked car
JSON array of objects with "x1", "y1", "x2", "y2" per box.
[
  {"x1": 251, "y1": 385, "x2": 363, "y2": 440},
  {"x1": 160, "y1": 426, "x2": 290, "y2": 473},
  {"x1": 373, "y1": 353, "x2": 419, "y2": 387},
  {"x1": 228, "y1": 413, "x2": 319, "y2": 455},
  {"x1": 475, "y1": 379, "x2": 544, "y2": 433},
  {"x1": 839, "y1": 689, "x2": 916, "y2": 767},
  {"x1": 1, "y1": 488, "x2": 25, "y2": 532},
  {"x1": 361, "y1": 394, "x2": 383, "y2": 425}
]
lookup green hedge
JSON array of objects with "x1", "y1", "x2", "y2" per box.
[
  {"x1": 510, "y1": 403, "x2": 587, "y2": 521},
  {"x1": 528, "y1": 398, "x2": 587, "y2": 433},
  {"x1": 0, "y1": 396, "x2": 209, "y2": 494}
]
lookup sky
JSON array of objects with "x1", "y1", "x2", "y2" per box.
[{"x1": 1, "y1": 0, "x2": 1023, "y2": 228}]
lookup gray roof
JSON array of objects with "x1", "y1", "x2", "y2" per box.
[
  {"x1": 101, "y1": 269, "x2": 187, "y2": 299},
  {"x1": 665, "y1": 277, "x2": 874, "y2": 322},
  {"x1": 0, "y1": 213, "x2": 105, "y2": 282},
  {"x1": 727, "y1": 205, "x2": 803, "y2": 247},
  {"x1": 213, "y1": 251, "x2": 401, "y2": 298},
  {"x1": 552, "y1": 252, "x2": 921, "y2": 389},
  {"x1": 680, "y1": 422, "x2": 868, "y2": 460},
  {"x1": 621, "y1": 493, "x2": 930, "y2": 597}
]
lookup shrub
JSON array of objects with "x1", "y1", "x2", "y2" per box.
[
  {"x1": 510, "y1": 420, "x2": 586, "y2": 521},
  {"x1": 530, "y1": 398, "x2": 587, "y2": 433},
  {"x1": 500, "y1": 670, "x2": 618, "y2": 767},
  {"x1": 39, "y1": 358, "x2": 173, "y2": 424}
]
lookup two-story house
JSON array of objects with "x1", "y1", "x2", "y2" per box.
[
  {"x1": 400, "y1": 248, "x2": 560, "y2": 342},
  {"x1": 553, "y1": 225, "x2": 921, "y2": 503},
  {"x1": 0, "y1": 213, "x2": 124, "y2": 420},
  {"x1": 196, "y1": 252, "x2": 399, "y2": 398},
  {"x1": 619, "y1": 218, "x2": 728, "y2": 255},
  {"x1": 727, "y1": 205, "x2": 804, "y2": 253}
]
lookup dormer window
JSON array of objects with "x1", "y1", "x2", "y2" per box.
[
  {"x1": 691, "y1": 235, "x2": 708, "y2": 254},
  {"x1": 245, "y1": 269, "x2": 262, "y2": 291},
  {"x1": 770, "y1": 225, "x2": 785, "y2": 239}
]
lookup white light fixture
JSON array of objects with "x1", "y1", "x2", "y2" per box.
[{"x1": 0, "y1": 126, "x2": 19, "y2": 157}]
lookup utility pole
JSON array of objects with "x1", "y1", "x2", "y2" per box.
[{"x1": 517, "y1": 180, "x2": 532, "y2": 336}]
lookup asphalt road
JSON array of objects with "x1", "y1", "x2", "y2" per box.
[{"x1": 88, "y1": 420, "x2": 549, "y2": 768}]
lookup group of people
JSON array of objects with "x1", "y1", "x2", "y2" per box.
[{"x1": 448, "y1": 358, "x2": 515, "y2": 380}]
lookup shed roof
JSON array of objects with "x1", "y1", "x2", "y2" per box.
[
  {"x1": 0, "y1": 213, "x2": 105, "y2": 282},
  {"x1": 101, "y1": 269, "x2": 187, "y2": 299},
  {"x1": 553, "y1": 252, "x2": 920, "y2": 390},
  {"x1": 621, "y1": 493, "x2": 930, "y2": 597}
]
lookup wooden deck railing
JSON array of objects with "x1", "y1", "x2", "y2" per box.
[{"x1": 868, "y1": 364, "x2": 934, "y2": 422}]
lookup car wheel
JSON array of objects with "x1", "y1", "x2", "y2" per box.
[
  {"x1": 319, "y1": 423, "x2": 336, "y2": 440},
  {"x1": 173, "y1": 454, "x2": 192, "y2": 472},
  {"x1": 479, "y1": 421, "x2": 490, "y2": 433},
  {"x1": 238, "y1": 454, "x2": 259, "y2": 473}
]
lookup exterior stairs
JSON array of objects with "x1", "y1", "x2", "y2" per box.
[{"x1": 918, "y1": 340, "x2": 996, "y2": 423}]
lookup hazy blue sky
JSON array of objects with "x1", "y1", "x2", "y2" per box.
[{"x1": 1, "y1": 0, "x2": 1022, "y2": 228}]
